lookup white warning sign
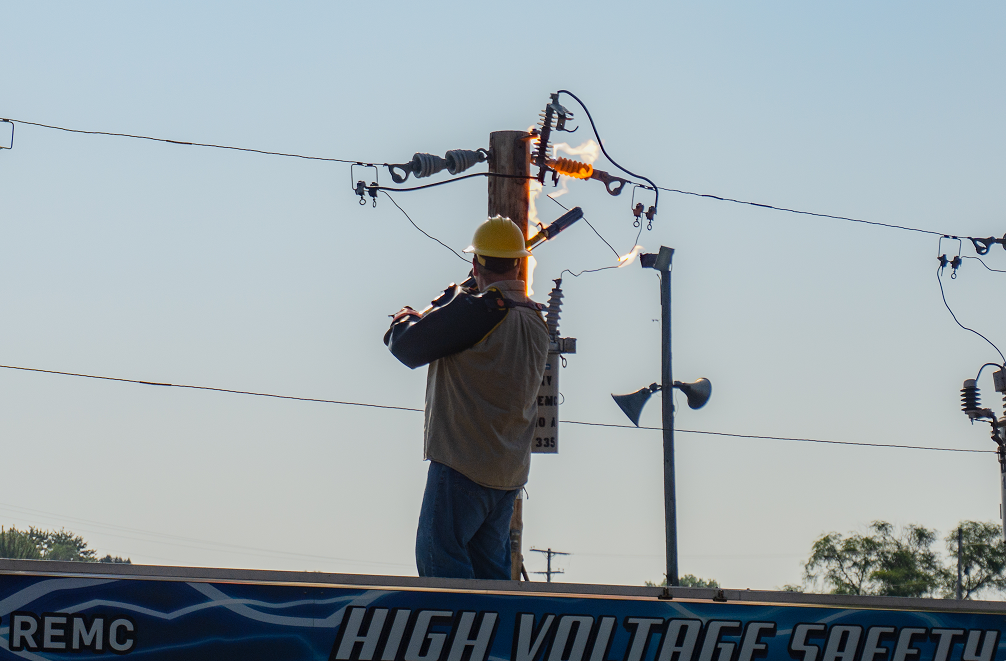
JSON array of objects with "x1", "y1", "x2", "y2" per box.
[{"x1": 533, "y1": 352, "x2": 559, "y2": 453}]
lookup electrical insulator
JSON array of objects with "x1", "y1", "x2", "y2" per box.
[
  {"x1": 545, "y1": 279, "x2": 564, "y2": 337},
  {"x1": 549, "y1": 157, "x2": 593, "y2": 180},
  {"x1": 962, "y1": 379, "x2": 981, "y2": 413}
]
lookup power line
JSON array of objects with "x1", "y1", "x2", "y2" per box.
[
  {"x1": 0, "y1": 363, "x2": 994, "y2": 455},
  {"x1": 562, "y1": 420, "x2": 996, "y2": 454},
  {"x1": 935, "y1": 266, "x2": 1006, "y2": 364},
  {"x1": 4, "y1": 117, "x2": 367, "y2": 164},
  {"x1": 964, "y1": 256, "x2": 1006, "y2": 274},
  {"x1": 654, "y1": 185, "x2": 946, "y2": 237},
  {"x1": 0, "y1": 363, "x2": 423, "y2": 413},
  {"x1": 383, "y1": 191, "x2": 468, "y2": 262},
  {"x1": 8, "y1": 117, "x2": 996, "y2": 245}
]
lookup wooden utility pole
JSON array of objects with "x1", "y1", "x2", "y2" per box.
[
  {"x1": 488, "y1": 129, "x2": 531, "y2": 580},
  {"x1": 488, "y1": 130, "x2": 531, "y2": 282}
]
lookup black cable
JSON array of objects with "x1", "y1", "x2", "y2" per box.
[
  {"x1": 656, "y1": 186, "x2": 944, "y2": 237},
  {"x1": 936, "y1": 266, "x2": 1006, "y2": 365},
  {"x1": 556, "y1": 90, "x2": 659, "y2": 213},
  {"x1": 546, "y1": 193, "x2": 620, "y2": 259},
  {"x1": 371, "y1": 172, "x2": 535, "y2": 193},
  {"x1": 974, "y1": 362, "x2": 1005, "y2": 382},
  {"x1": 5, "y1": 117, "x2": 367, "y2": 164},
  {"x1": 382, "y1": 192, "x2": 468, "y2": 262},
  {"x1": 560, "y1": 266, "x2": 619, "y2": 278},
  {"x1": 2, "y1": 362, "x2": 991, "y2": 455},
  {"x1": 0, "y1": 364, "x2": 423, "y2": 413},
  {"x1": 963, "y1": 256, "x2": 1006, "y2": 274},
  {"x1": 562, "y1": 420, "x2": 996, "y2": 454}
]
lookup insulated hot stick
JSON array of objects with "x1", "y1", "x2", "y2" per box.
[{"x1": 414, "y1": 207, "x2": 584, "y2": 314}]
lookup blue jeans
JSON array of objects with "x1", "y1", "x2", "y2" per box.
[{"x1": 416, "y1": 461, "x2": 517, "y2": 580}]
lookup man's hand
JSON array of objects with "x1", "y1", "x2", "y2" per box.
[{"x1": 391, "y1": 306, "x2": 423, "y2": 323}]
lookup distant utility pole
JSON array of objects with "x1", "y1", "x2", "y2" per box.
[
  {"x1": 956, "y1": 526, "x2": 963, "y2": 600},
  {"x1": 488, "y1": 129, "x2": 531, "y2": 581},
  {"x1": 530, "y1": 547, "x2": 569, "y2": 583}
]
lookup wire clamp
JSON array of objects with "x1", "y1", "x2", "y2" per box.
[
  {"x1": 0, "y1": 119, "x2": 12, "y2": 150},
  {"x1": 971, "y1": 235, "x2": 1006, "y2": 255}
]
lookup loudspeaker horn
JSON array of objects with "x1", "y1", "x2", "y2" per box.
[
  {"x1": 673, "y1": 378, "x2": 712, "y2": 410},
  {"x1": 611, "y1": 383, "x2": 660, "y2": 427}
]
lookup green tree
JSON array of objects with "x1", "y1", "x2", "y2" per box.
[
  {"x1": 0, "y1": 527, "x2": 42, "y2": 560},
  {"x1": 646, "y1": 574, "x2": 719, "y2": 588},
  {"x1": 943, "y1": 521, "x2": 1006, "y2": 600},
  {"x1": 28, "y1": 527, "x2": 96, "y2": 562},
  {"x1": 805, "y1": 521, "x2": 945, "y2": 597}
]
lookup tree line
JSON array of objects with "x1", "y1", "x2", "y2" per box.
[
  {"x1": 0, "y1": 526, "x2": 130, "y2": 564},
  {"x1": 651, "y1": 520, "x2": 1005, "y2": 599}
]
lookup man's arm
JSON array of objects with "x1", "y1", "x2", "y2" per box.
[{"x1": 384, "y1": 286, "x2": 508, "y2": 369}]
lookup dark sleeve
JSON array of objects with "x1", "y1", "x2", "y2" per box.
[{"x1": 384, "y1": 287, "x2": 508, "y2": 369}]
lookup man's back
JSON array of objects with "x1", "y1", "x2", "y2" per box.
[{"x1": 424, "y1": 279, "x2": 549, "y2": 490}]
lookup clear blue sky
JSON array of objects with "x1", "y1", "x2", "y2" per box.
[{"x1": 2, "y1": 1, "x2": 1005, "y2": 588}]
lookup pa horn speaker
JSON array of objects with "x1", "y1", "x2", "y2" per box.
[
  {"x1": 611, "y1": 383, "x2": 659, "y2": 427},
  {"x1": 673, "y1": 378, "x2": 712, "y2": 410}
]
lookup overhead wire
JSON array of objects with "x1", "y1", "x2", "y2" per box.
[
  {"x1": 545, "y1": 193, "x2": 620, "y2": 259},
  {"x1": 382, "y1": 191, "x2": 468, "y2": 262},
  {"x1": 4, "y1": 117, "x2": 367, "y2": 164},
  {"x1": 1, "y1": 363, "x2": 992, "y2": 455},
  {"x1": 556, "y1": 90, "x2": 659, "y2": 212},
  {"x1": 0, "y1": 363, "x2": 424, "y2": 413},
  {"x1": 653, "y1": 185, "x2": 945, "y2": 237},
  {"x1": 562, "y1": 420, "x2": 996, "y2": 454},
  {"x1": 964, "y1": 256, "x2": 1006, "y2": 274},
  {"x1": 935, "y1": 265, "x2": 1006, "y2": 365},
  {"x1": 8, "y1": 116, "x2": 996, "y2": 245}
]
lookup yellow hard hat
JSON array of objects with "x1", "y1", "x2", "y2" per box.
[{"x1": 463, "y1": 216, "x2": 532, "y2": 258}]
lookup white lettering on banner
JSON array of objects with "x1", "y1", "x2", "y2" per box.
[
  {"x1": 655, "y1": 620, "x2": 702, "y2": 661},
  {"x1": 382, "y1": 610, "x2": 413, "y2": 661},
  {"x1": 697, "y1": 621, "x2": 742, "y2": 661},
  {"x1": 447, "y1": 612, "x2": 498, "y2": 661},
  {"x1": 789, "y1": 624, "x2": 827, "y2": 661},
  {"x1": 930, "y1": 629, "x2": 965, "y2": 661},
  {"x1": 109, "y1": 619, "x2": 135, "y2": 653},
  {"x1": 588, "y1": 617, "x2": 618, "y2": 661},
  {"x1": 891, "y1": 628, "x2": 927, "y2": 661},
  {"x1": 737, "y1": 622, "x2": 775, "y2": 661},
  {"x1": 823, "y1": 626, "x2": 863, "y2": 661},
  {"x1": 11, "y1": 613, "x2": 38, "y2": 652},
  {"x1": 547, "y1": 615, "x2": 594, "y2": 661},
  {"x1": 44, "y1": 615, "x2": 67, "y2": 650},
  {"x1": 73, "y1": 615, "x2": 104, "y2": 652},
  {"x1": 336, "y1": 607, "x2": 390, "y2": 660},
  {"x1": 623, "y1": 618, "x2": 664, "y2": 661},
  {"x1": 8, "y1": 611, "x2": 133, "y2": 654},
  {"x1": 860, "y1": 626, "x2": 895, "y2": 661},
  {"x1": 513, "y1": 613, "x2": 556, "y2": 661},
  {"x1": 962, "y1": 630, "x2": 999, "y2": 661},
  {"x1": 405, "y1": 610, "x2": 453, "y2": 661}
]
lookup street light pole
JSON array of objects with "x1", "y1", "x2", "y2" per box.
[{"x1": 643, "y1": 246, "x2": 678, "y2": 586}]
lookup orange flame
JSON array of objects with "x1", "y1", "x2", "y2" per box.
[{"x1": 617, "y1": 245, "x2": 643, "y2": 267}]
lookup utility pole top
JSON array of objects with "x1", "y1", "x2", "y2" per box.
[{"x1": 530, "y1": 547, "x2": 570, "y2": 583}]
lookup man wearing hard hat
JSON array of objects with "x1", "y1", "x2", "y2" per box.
[{"x1": 384, "y1": 216, "x2": 550, "y2": 579}]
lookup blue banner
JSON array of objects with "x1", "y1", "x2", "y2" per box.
[{"x1": 0, "y1": 574, "x2": 1003, "y2": 661}]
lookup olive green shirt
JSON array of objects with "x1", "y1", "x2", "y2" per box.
[{"x1": 423, "y1": 280, "x2": 550, "y2": 490}]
